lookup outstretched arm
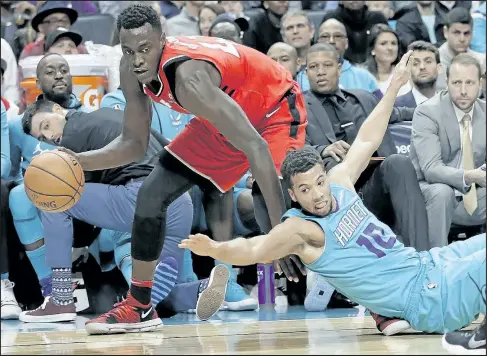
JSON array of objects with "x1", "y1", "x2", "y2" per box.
[
  {"x1": 65, "y1": 56, "x2": 152, "y2": 171},
  {"x1": 337, "y1": 51, "x2": 413, "y2": 184},
  {"x1": 175, "y1": 60, "x2": 286, "y2": 228},
  {"x1": 179, "y1": 218, "x2": 306, "y2": 266}
]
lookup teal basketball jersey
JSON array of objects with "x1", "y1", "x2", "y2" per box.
[{"x1": 283, "y1": 183, "x2": 422, "y2": 317}]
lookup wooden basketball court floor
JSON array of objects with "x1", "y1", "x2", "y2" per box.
[{"x1": 2, "y1": 305, "x2": 479, "y2": 355}]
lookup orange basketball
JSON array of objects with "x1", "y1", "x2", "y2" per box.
[{"x1": 24, "y1": 151, "x2": 85, "y2": 212}]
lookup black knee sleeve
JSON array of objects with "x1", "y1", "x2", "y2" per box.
[
  {"x1": 131, "y1": 163, "x2": 194, "y2": 262},
  {"x1": 132, "y1": 182, "x2": 171, "y2": 261}
]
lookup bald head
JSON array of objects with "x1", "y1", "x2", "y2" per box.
[
  {"x1": 317, "y1": 19, "x2": 348, "y2": 57},
  {"x1": 267, "y1": 42, "x2": 299, "y2": 78}
]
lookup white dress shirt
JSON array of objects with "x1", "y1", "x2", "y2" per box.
[{"x1": 411, "y1": 87, "x2": 431, "y2": 106}]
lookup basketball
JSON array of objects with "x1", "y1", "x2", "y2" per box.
[{"x1": 24, "y1": 150, "x2": 85, "y2": 213}]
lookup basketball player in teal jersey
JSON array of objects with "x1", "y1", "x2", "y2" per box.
[{"x1": 180, "y1": 51, "x2": 486, "y2": 351}]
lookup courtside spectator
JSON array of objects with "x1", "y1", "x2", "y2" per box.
[
  {"x1": 280, "y1": 10, "x2": 314, "y2": 73},
  {"x1": 435, "y1": 0, "x2": 472, "y2": 20},
  {"x1": 367, "y1": 1, "x2": 397, "y2": 29},
  {"x1": 396, "y1": 1, "x2": 446, "y2": 48},
  {"x1": 321, "y1": 1, "x2": 388, "y2": 64},
  {"x1": 198, "y1": 3, "x2": 224, "y2": 36},
  {"x1": 267, "y1": 42, "x2": 300, "y2": 81},
  {"x1": 208, "y1": 13, "x2": 248, "y2": 43},
  {"x1": 218, "y1": 1, "x2": 247, "y2": 19},
  {"x1": 1, "y1": 39, "x2": 20, "y2": 106},
  {"x1": 436, "y1": 8, "x2": 484, "y2": 91},
  {"x1": 364, "y1": 24, "x2": 411, "y2": 98},
  {"x1": 44, "y1": 27, "x2": 82, "y2": 55},
  {"x1": 304, "y1": 43, "x2": 428, "y2": 251},
  {"x1": 410, "y1": 53, "x2": 486, "y2": 248},
  {"x1": 396, "y1": 41, "x2": 441, "y2": 108},
  {"x1": 317, "y1": 19, "x2": 378, "y2": 93},
  {"x1": 166, "y1": 1, "x2": 204, "y2": 36},
  {"x1": 20, "y1": 1, "x2": 87, "y2": 59},
  {"x1": 160, "y1": 0, "x2": 184, "y2": 19},
  {"x1": 243, "y1": 0, "x2": 289, "y2": 54}
]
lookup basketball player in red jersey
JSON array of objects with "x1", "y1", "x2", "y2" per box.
[{"x1": 59, "y1": 4, "x2": 307, "y2": 334}]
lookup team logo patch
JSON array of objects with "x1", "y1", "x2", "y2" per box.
[{"x1": 113, "y1": 104, "x2": 122, "y2": 110}]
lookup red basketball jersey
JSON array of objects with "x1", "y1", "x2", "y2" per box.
[{"x1": 142, "y1": 36, "x2": 294, "y2": 127}]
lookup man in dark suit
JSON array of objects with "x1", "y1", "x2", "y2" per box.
[
  {"x1": 304, "y1": 43, "x2": 429, "y2": 251},
  {"x1": 320, "y1": 1, "x2": 388, "y2": 64},
  {"x1": 396, "y1": 1, "x2": 446, "y2": 50},
  {"x1": 395, "y1": 40, "x2": 441, "y2": 108}
]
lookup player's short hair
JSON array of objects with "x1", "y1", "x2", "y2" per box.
[
  {"x1": 117, "y1": 4, "x2": 162, "y2": 32},
  {"x1": 407, "y1": 40, "x2": 440, "y2": 64},
  {"x1": 281, "y1": 147, "x2": 324, "y2": 188},
  {"x1": 307, "y1": 43, "x2": 341, "y2": 64},
  {"x1": 22, "y1": 99, "x2": 57, "y2": 135},
  {"x1": 447, "y1": 53, "x2": 482, "y2": 79},
  {"x1": 446, "y1": 7, "x2": 473, "y2": 28}
]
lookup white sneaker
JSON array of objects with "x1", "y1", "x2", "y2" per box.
[{"x1": 1, "y1": 279, "x2": 22, "y2": 320}]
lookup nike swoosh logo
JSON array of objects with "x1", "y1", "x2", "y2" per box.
[
  {"x1": 468, "y1": 335, "x2": 486, "y2": 349},
  {"x1": 265, "y1": 107, "x2": 280, "y2": 118},
  {"x1": 141, "y1": 307, "x2": 153, "y2": 319}
]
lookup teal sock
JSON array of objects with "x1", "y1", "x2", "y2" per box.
[
  {"x1": 179, "y1": 249, "x2": 195, "y2": 283},
  {"x1": 26, "y1": 245, "x2": 51, "y2": 281},
  {"x1": 215, "y1": 260, "x2": 237, "y2": 284},
  {"x1": 1, "y1": 273, "x2": 8, "y2": 280}
]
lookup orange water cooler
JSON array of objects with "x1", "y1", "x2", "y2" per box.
[{"x1": 19, "y1": 54, "x2": 108, "y2": 111}]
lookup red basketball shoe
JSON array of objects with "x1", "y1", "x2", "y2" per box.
[
  {"x1": 85, "y1": 292, "x2": 162, "y2": 335},
  {"x1": 369, "y1": 310, "x2": 411, "y2": 336}
]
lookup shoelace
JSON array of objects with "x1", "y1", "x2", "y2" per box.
[
  {"x1": 97, "y1": 297, "x2": 136, "y2": 320},
  {"x1": 3, "y1": 280, "x2": 15, "y2": 289},
  {"x1": 1, "y1": 281, "x2": 17, "y2": 304},
  {"x1": 33, "y1": 297, "x2": 51, "y2": 311}
]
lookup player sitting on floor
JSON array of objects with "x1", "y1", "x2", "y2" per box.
[{"x1": 180, "y1": 51, "x2": 486, "y2": 349}]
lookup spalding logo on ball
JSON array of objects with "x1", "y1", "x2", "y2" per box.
[{"x1": 24, "y1": 150, "x2": 85, "y2": 212}]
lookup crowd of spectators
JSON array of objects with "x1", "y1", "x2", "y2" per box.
[{"x1": 1, "y1": 0, "x2": 485, "y2": 323}]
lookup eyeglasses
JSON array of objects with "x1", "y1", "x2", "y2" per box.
[{"x1": 41, "y1": 17, "x2": 70, "y2": 27}]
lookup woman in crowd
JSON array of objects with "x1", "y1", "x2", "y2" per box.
[
  {"x1": 364, "y1": 24, "x2": 411, "y2": 99},
  {"x1": 198, "y1": 3, "x2": 225, "y2": 37}
]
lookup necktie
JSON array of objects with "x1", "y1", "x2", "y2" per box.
[{"x1": 461, "y1": 114, "x2": 477, "y2": 215}]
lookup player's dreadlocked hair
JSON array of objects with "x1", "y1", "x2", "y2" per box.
[
  {"x1": 281, "y1": 147, "x2": 324, "y2": 188},
  {"x1": 117, "y1": 4, "x2": 162, "y2": 32}
]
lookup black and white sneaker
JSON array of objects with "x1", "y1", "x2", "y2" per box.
[
  {"x1": 442, "y1": 316, "x2": 485, "y2": 355},
  {"x1": 442, "y1": 276, "x2": 486, "y2": 355}
]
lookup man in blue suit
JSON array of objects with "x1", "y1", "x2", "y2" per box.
[{"x1": 395, "y1": 41, "x2": 441, "y2": 108}]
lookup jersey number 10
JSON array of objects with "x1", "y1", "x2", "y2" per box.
[{"x1": 356, "y1": 222, "x2": 397, "y2": 258}]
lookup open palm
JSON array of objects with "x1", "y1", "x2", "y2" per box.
[{"x1": 178, "y1": 234, "x2": 215, "y2": 257}]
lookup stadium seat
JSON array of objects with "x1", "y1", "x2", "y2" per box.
[
  {"x1": 71, "y1": 14, "x2": 115, "y2": 46},
  {"x1": 389, "y1": 121, "x2": 412, "y2": 157}
]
